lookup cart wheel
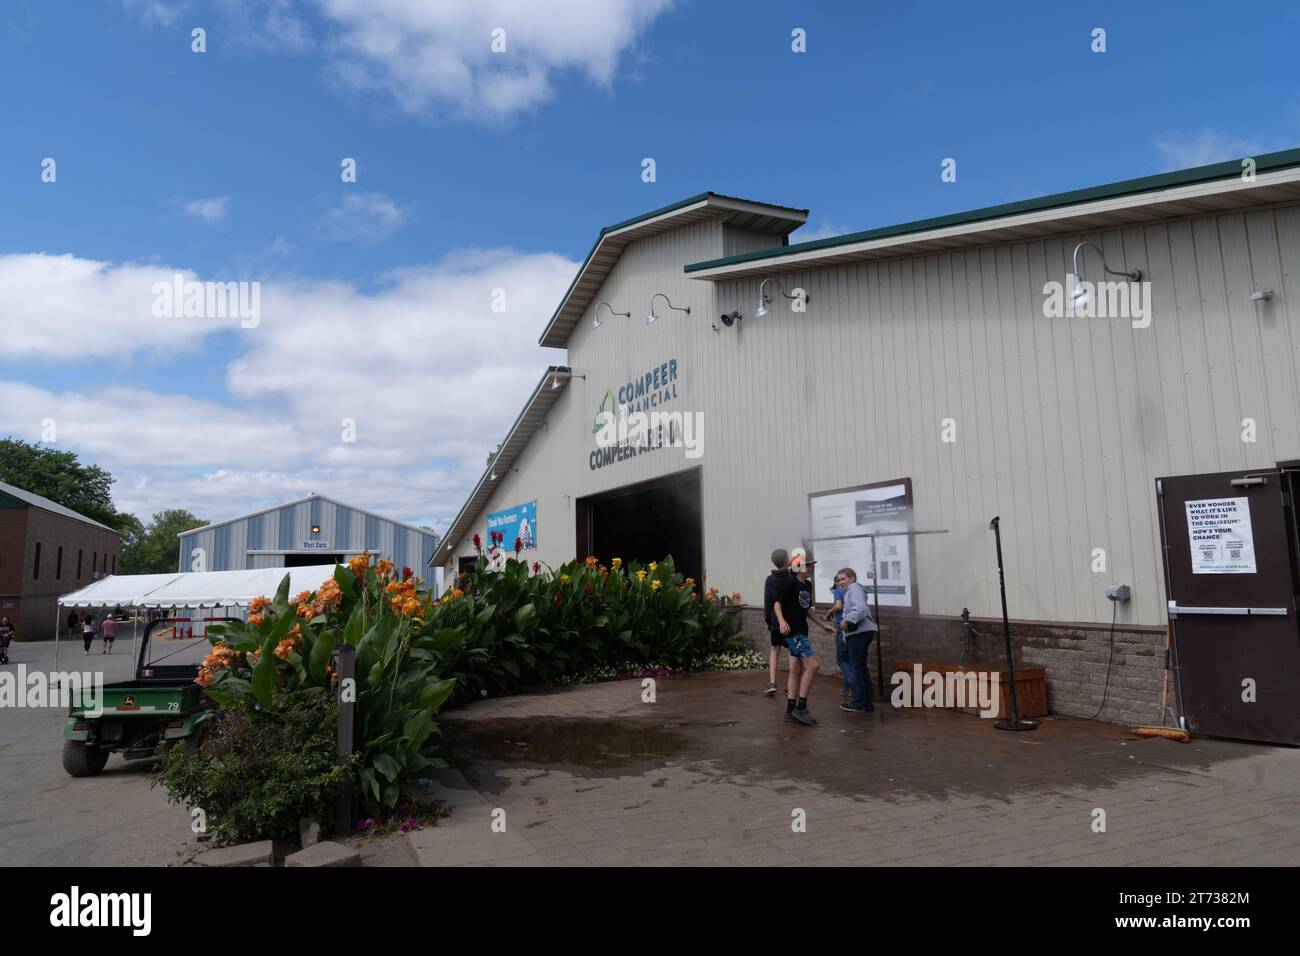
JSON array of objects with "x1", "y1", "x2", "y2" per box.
[{"x1": 62, "y1": 740, "x2": 109, "y2": 777}]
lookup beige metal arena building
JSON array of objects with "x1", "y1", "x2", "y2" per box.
[{"x1": 437, "y1": 148, "x2": 1300, "y2": 743}]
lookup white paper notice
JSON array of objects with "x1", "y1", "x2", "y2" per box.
[{"x1": 1185, "y1": 497, "x2": 1257, "y2": 574}]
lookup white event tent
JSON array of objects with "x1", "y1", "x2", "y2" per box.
[
  {"x1": 55, "y1": 565, "x2": 341, "y2": 669},
  {"x1": 58, "y1": 565, "x2": 341, "y2": 609}
]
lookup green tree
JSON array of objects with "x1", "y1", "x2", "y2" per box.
[
  {"x1": 121, "y1": 509, "x2": 207, "y2": 574},
  {"x1": 0, "y1": 437, "x2": 121, "y2": 527}
]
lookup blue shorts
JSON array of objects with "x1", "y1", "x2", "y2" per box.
[{"x1": 784, "y1": 634, "x2": 816, "y2": 660}]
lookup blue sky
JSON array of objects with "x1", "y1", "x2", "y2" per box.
[{"x1": 1, "y1": 0, "x2": 1297, "y2": 529}]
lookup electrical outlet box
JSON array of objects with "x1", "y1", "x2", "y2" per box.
[{"x1": 1105, "y1": 584, "x2": 1131, "y2": 602}]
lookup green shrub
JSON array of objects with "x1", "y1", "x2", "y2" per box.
[
  {"x1": 443, "y1": 554, "x2": 745, "y2": 703},
  {"x1": 187, "y1": 553, "x2": 745, "y2": 821},
  {"x1": 153, "y1": 690, "x2": 351, "y2": 844}
]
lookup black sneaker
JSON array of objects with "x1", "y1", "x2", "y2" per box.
[
  {"x1": 839, "y1": 702, "x2": 867, "y2": 713},
  {"x1": 790, "y1": 708, "x2": 817, "y2": 726},
  {"x1": 764, "y1": 683, "x2": 778, "y2": 696}
]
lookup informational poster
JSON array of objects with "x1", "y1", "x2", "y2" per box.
[
  {"x1": 1185, "y1": 497, "x2": 1256, "y2": 574},
  {"x1": 808, "y1": 480, "x2": 913, "y2": 607},
  {"x1": 487, "y1": 500, "x2": 538, "y2": 551}
]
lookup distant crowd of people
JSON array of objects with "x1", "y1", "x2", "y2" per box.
[
  {"x1": 66, "y1": 610, "x2": 118, "y2": 655},
  {"x1": 762, "y1": 547, "x2": 878, "y2": 725}
]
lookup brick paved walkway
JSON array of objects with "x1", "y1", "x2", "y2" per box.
[{"x1": 421, "y1": 669, "x2": 1300, "y2": 867}]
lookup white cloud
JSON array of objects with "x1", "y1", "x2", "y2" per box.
[
  {"x1": 320, "y1": 192, "x2": 410, "y2": 243},
  {"x1": 1153, "y1": 129, "x2": 1273, "y2": 170},
  {"x1": 122, "y1": 0, "x2": 674, "y2": 121},
  {"x1": 797, "y1": 222, "x2": 851, "y2": 242},
  {"x1": 0, "y1": 247, "x2": 576, "y2": 528},
  {"x1": 315, "y1": 0, "x2": 675, "y2": 121},
  {"x1": 121, "y1": 0, "x2": 188, "y2": 28},
  {"x1": 216, "y1": 0, "x2": 314, "y2": 53},
  {"x1": 183, "y1": 197, "x2": 230, "y2": 223},
  {"x1": 0, "y1": 254, "x2": 221, "y2": 361}
]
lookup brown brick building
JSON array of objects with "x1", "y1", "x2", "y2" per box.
[{"x1": 0, "y1": 481, "x2": 121, "y2": 641}]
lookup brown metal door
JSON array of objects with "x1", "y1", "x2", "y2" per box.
[{"x1": 1156, "y1": 469, "x2": 1300, "y2": 745}]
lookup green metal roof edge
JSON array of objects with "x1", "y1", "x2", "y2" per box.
[
  {"x1": 684, "y1": 147, "x2": 1300, "y2": 274},
  {"x1": 538, "y1": 192, "x2": 808, "y2": 345}
]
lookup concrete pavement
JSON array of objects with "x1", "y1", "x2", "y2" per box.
[{"x1": 0, "y1": 636, "x2": 194, "y2": 866}]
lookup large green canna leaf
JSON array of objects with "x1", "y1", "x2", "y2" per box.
[
  {"x1": 249, "y1": 633, "x2": 280, "y2": 706},
  {"x1": 307, "y1": 630, "x2": 334, "y2": 681},
  {"x1": 373, "y1": 752, "x2": 402, "y2": 783}
]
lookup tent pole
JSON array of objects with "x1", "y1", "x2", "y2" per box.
[{"x1": 54, "y1": 604, "x2": 62, "y2": 672}]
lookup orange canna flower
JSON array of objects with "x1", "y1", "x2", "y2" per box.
[
  {"x1": 375, "y1": 558, "x2": 394, "y2": 580},
  {"x1": 249, "y1": 613, "x2": 265, "y2": 627},
  {"x1": 249, "y1": 595, "x2": 270, "y2": 614}
]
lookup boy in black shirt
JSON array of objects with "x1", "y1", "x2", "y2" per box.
[
  {"x1": 762, "y1": 549, "x2": 791, "y2": 696},
  {"x1": 772, "y1": 549, "x2": 835, "y2": 725}
]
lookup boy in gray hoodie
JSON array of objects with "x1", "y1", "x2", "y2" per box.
[{"x1": 836, "y1": 568, "x2": 878, "y2": 712}]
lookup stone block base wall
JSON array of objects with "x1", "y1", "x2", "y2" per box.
[{"x1": 735, "y1": 607, "x2": 1168, "y2": 728}]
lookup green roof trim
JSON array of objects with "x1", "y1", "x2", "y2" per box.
[
  {"x1": 684, "y1": 146, "x2": 1300, "y2": 274},
  {"x1": 539, "y1": 192, "x2": 807, "y2": 345}
]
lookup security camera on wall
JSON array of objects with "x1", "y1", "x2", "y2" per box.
[{"x1": 712, "y1": 310, "x2": 742, "y2": 333}]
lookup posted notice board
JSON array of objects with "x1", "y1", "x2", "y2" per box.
[
  {"x1": 1185, "y1": 496, "x2": 1256, "y2": 574},
  {"x1": 808, "y1": 479, "x2": 914, "y2": 607}
]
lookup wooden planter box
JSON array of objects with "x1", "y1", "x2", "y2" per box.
[{"x1": 892, "y1": 658, "x2": 1048, "y2": 720}]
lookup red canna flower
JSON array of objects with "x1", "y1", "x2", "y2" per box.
[
  {"x1": 514, "y1": 536, "x2": 523, "y2": 556},
  {"x1": 403, "y1": 566, "x2": 413, "y2": 580},
  {"x1": 472, "y1": 533, "x2": 482, "y2": 554},
  {"x1": 532, "y1": 561, "x2": 540, "y2": 574}
]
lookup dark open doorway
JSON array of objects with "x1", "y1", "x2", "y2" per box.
[
  {"x1": 284, "y1": 552, "x2": 343, "y2": 568},
  {"x1": 577, "y1": 467, "x2": 703, "y2": 585}
]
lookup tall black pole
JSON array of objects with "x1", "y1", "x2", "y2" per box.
[
  {"x1": 990, "y1": 517, "x2": 1037, "y2": 731},
  {"x1": 871, "y1": 535, "x2": 885, "y2": 700}
]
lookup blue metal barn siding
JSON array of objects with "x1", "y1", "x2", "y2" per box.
[{"x1": 177, "y1": 499, "x2": 437, "y2": 578}]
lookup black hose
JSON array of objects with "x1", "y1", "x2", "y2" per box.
[{"x1": 1087, "y1": 600, "x2": 1120, "y2": 721}]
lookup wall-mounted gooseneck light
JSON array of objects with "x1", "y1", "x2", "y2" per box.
[
  {"x1": 550, "y1": 368, "x2": 586, "y2": 390},
  {"x1": 756, "y1": 278, "x2": 810, "y2": 317},
  {"x1": 647, "y1": 293, "x2": 690, "y2": 325},
  {"x1": 1068, "y1": 241, "x2": 1142, "y2": 314},
  {"x1": 592, "y1": 301, "x2": 630, "y2": 330}
]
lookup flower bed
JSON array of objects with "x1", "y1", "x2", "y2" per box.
[{"x1": 161, "y1": 549, "x2": 746, "y2": 834}]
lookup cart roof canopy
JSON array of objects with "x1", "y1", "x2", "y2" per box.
[{"x1": 57, "y1": 565, "x2": 341, "y2": 609}]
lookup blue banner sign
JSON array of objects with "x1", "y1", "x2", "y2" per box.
[{"x1": 487, "y1": 500, "x2": 537, "y2": 551}]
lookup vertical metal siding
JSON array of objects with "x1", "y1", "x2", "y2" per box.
[
  {"x1": 178, "y1": 499, "x2": 438, "y2": 577},
  {"x1": 449, "y1": 201, "x2": 1300, "y2": 629}
]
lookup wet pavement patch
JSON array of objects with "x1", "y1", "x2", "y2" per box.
[{"x1": 446, "y1": 716, "x2": 691, "y2": 772}]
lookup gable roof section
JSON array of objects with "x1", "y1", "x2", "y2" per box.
[
  {"x1": 538, "y1": 192, "x2": 807, "y2": 348},
  {"x1": 177, "y1": 493, "x2": 438, "y2": 540},
  {"x1": 0, "y1": 480, "x2": 118, "y2": 533},
  {"x1": 430, "y1": 366, "x2": 575, "y2": 565},
  {"x1": 685, "y1": 147, "x2": 1300, "y2": 281}
]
